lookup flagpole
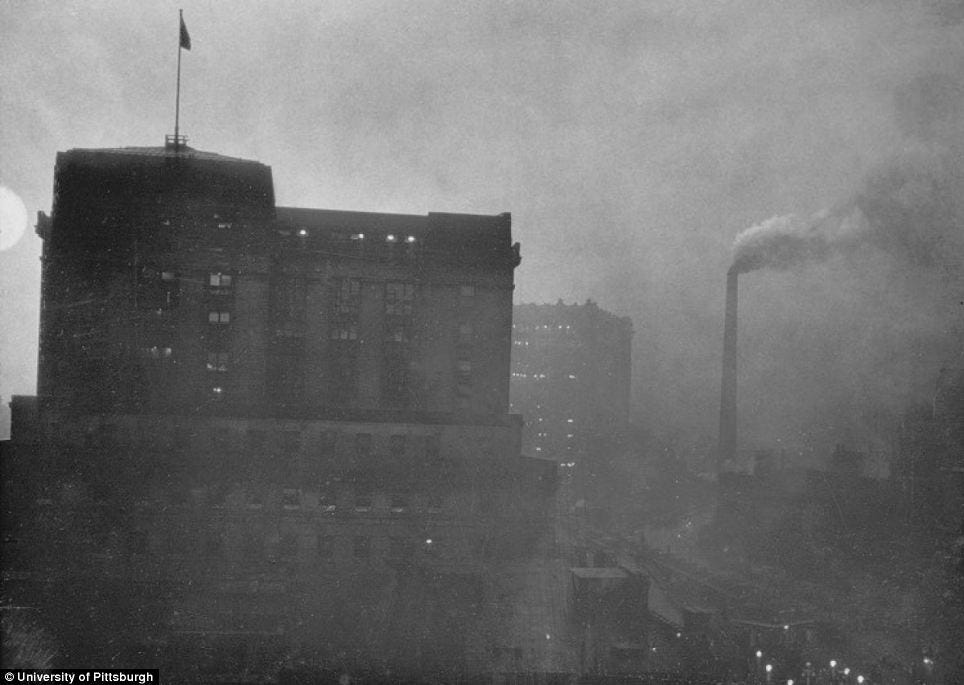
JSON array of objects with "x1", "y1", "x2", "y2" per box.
[{"x1": 174, "y1": 9, "x2": 183, "y2": 148}]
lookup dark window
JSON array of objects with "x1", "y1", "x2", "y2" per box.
[
  {"x1": 355, "y1": 433, "x2": 372, "y2": 458},
  {"x1": 317, "y1": 535, "x2": 334, "y2": 560},
  {"x1": 243, "y1": 532, "x2": 262, "y2": 557},
  {"x1": 283, "y1": 488, "x2": 300, "y2": 510},
  {"x1": 390, "y1": 537, "x2": 412, "y2": 561},
  {"x1": 279, "y1": 532, "x2": 298, "y2": 560},
  {"x1": 334, "y1": 278, "x2": 361, "y2": 315},
  {"x1": 128, "y1": 530, "x2": 148, "y2": 554},
  {"x1": 270, "y1": 354, "x2": 305, "y2": 404},
  {"x1": 353, "y1": 536, "x2": 370, "y2": 559},
  {"x1": 282, "y1": 432, "x2": 302, "y2": 454},
  {"x1": 458, "y1": 322, "x2": 473, "y2": 346},
  {"x1": 389, "y1": 434, "x2": 406, "y2": 458},
  {"x1": 272, "y1": 277, "x2": 306, "y2": 338},
  {"x1": 203, "y1": 530, "x2": 222, "y2": 555},
  {"x1": 319, "y1": 431, "x2": 335, "y2": 456},
  {"x1": 425, "y1": 435, "x2": 440, "y2": 460},
  {"x1": 427, "y1": 494, "x2": 443, "y2": 514},
  {"x1": 247, "y1": 429, "x2": 266, "y2": 452},
  {"x1": 383, "y1": 357, "x2": 411, "y2": 405},
  {"x1": 354, "y1": 489, "x2": 373, "y2": 512},
  {"x1": 385, "y1": 282, "x2": 415, "y2": 316}
]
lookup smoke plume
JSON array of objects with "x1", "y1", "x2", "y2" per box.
[
  {"x1": 732, "y1": 72, "x2": 964, "y2": 276},
  {"x1": 730, "y1": 200, "x2": 864, "y2": 275}
]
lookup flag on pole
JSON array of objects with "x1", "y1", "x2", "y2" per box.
[{"x1": 180, "y1": 13, "x2": 191, "y2": 51}]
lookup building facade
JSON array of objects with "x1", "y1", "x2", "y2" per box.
[
  {"x1": 510, "y1": 301, "x2": 633, "y2": 464},
  {"x1": 3, "y1": 144, "x2": 555, "y2": 681}
]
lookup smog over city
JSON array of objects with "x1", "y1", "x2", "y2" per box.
[{"x1": 1, "y1": 1, "x2": 963, "y2": 683}]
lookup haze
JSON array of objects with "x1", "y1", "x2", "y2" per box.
[{"x1": 2, "y1": 0, "x2": 962, "y2": 463}]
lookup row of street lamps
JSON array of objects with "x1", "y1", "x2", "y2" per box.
[{"x1": 753, "y1": 650, "x2": 869, "y2": 685}]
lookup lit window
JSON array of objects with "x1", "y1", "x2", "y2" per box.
[
  {"x1": 386, "y1": 234, "x2": 397, "y2": 242},
  {"x1": 354, "y1": 492, "x2": 373, "y2": 512},
  {"x1": 206, "y1": 352, "x2": 229, "y2": 372},
  {"x1": 161, "y1": 271, "x2": 176, "y2": 281},
  {"x1": 209, "y1": 273, "x2": 233, "y2": 287},
  {"x1": 406, "y1": 235, "x2": 416, "y2": 243},
  {"x1": 217, "y1": 222, "x2": 232, "y2": 229},
  {"x1": 208, "y1": 311, "x2": 230, "y2": 324},
  {"x1": 350, "y1": 232, "x2": 365, "y2": 240},
  {"x1": 390, "y1": 494, "x2": 408, "y2": 513},
  {"x1": 330, "y1": 325, "x2": 358, "y2": 340},
  {"x1": 298, "y1": 228, "x2": 308, "y2": 237},
  {"x1": 318, "y1": 492, "x2": 336, "y2": 513},
  {"x1": 143, "y1": 346, "x2": 173, "y2": 360},
  {"x1": 211, "y1": 386, "x2": 224, "y2": 397},
  {"x1": 567, "y1": 418, "x2": 574, "y2": 423}
]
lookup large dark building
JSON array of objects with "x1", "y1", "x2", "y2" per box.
[{"x1": 3, "y1": 143, "x2": 555, "y2": 681}]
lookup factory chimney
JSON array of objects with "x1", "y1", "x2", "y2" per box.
[{"x1": 718, "y1": 268, "x2": 738, "y2": 474}]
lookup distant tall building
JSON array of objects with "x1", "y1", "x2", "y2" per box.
[
  {"x1": 510, "y1": 301, "x2": 633, "y2": 465},
  {"x1": 4, "y1": 143, "x2": 555, "y2": 681},
  {"x1": 893, "y1": 367, "x2": 964, "y2": 529}
]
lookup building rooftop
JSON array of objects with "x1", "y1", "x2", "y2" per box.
[{"x1": 60, "y1": 145, "x2": 266, "y2": 166}]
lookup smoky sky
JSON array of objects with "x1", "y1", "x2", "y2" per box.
[{"x1": 1, "y1": 0, "x2": 963, "y2": 458}]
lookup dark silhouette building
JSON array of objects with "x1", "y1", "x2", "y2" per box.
[{"x1": 3, "y1": 143, "x2": 555, "y2": 680}]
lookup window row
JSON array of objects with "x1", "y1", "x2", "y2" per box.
[
  {"x1": 139, "y1": 487, "x2": 450, "y2": 514},
  {"x1": 126, "y1": 529, "x2": 475, "y2": 563}
]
